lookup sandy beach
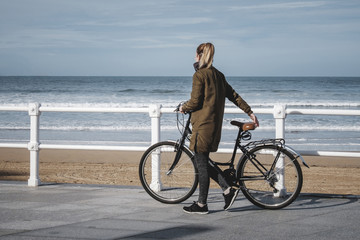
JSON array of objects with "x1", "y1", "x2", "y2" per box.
[{"x1": 0, "y1": 148, "x2": 359, "y2": 196}]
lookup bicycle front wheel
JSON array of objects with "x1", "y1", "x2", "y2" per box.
[
  {"x1": 237, "y1": 145, "x2": 303, "y2": 209},
  {"x1": 139, "y1": 141, "x2": 198, "y2": 204}
]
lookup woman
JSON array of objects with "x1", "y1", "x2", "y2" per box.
[{"x1": 180, "y1": 43, "x2": 259, "y2": 214}]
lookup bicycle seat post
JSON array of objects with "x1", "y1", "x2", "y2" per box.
[
  {"x1": 229, "y1": 127, "x2": 243, "y2": 164},
  {"x1": 229, "y1": 121, "x2": 256, "y2": 164}
]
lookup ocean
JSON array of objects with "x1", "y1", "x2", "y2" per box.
[{"x1": 0, "y1": 76, "x2": 359, "y2": 152}]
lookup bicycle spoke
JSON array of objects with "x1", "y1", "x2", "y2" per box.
[
  {"x1": 139, "y1": 141, "x2": 198, "y2": 204},
  {"x1": 238, "y1": 145, "x2": 303, "y2": 209}
]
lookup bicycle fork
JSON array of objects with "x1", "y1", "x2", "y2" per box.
[
  {"x1": 166, "y1": 140, "x2": 185, "y2": 175},
  {"x1": 167, "y1": 119, "x2": 192, "y2": 175}
]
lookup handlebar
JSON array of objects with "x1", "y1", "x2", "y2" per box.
[{"x1": 175, "y1": 102, "x2": 192, "y2": 114}]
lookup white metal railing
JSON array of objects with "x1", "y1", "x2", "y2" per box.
[{"x1": 0, "y1": 103, "x2": 360, "y2": 187}]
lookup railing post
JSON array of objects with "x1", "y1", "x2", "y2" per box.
[
  {"x1": 273, "y1": 104, "x2": 286, "y2": 139},
  {"x1": 149, "y1": 104, "x2": 162, "y2": 144},
  {"x1": 149, "y1": 104, "x2": 162, "y2": 191},
  {"x1": 273, "y1": 104, "x2": 287, "y2": 197},
  {"x1": 28, "y1": 103, "x2": 41, "y2": 187}
]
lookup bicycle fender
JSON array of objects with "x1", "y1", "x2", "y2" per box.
[{"x1": 284, "y1": 145, "x2": 310, "y2": 168}]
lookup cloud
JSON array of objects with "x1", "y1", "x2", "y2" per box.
[
  {"x1": 0, "y1": 0, "x2": 359, "y2": 76},
  {"x1": 0, "y1": 28, "x2": 100, "y2": 49},
  {"x1": 227, "y1": 1, "x2": 327, "y2": 11},
  {"x1": 77, "y1": 17, "x2": 214, "y2": 28},
  {"x1": 133, "y1": 43, "x2": 193, "y2": 49}
]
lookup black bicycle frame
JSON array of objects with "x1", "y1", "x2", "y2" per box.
[
  {"x1": 166, "y1": 111, "x2": 284, "y2": 188},
  {"x1": 166, "y1": 113, "x2": 192, "y2": 175}
]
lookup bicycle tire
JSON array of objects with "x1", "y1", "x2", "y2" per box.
[
  {"x1": 139, "y1": 141, "x2": 198, "y2": 204},
  {"x1": 237, "y1": 145, "x2": 303, "y2": 209}
]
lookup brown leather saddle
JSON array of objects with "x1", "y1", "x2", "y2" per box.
[{"x1": 230, "y1": 121, "x2": 256, "y2": 131}]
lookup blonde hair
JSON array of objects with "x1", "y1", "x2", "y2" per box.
[{"x1": 197, "y1": 42, "x2": 215, "y2": 69}]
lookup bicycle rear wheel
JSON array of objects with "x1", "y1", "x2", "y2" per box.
[
  {"x1": 237, "y1": 145, "x2": 303, "y2": 209},
  {"x1": 139, "y1": 141, "x2": 198, "y2": 204}
]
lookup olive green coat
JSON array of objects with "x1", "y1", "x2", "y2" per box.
[{"x1": 182, "y1": 67, "x2": 253, "y2": 153}]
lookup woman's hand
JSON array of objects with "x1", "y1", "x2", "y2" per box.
[{"x1": 250, "y1": 113, "x2": 259, "y2": 127}]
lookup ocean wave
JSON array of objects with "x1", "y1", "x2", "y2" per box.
[
  {"x1": 2, "y1": 101, "x2": 359, "y2": 109},
  {"x1": 1, "y1": 124, "x2": 360, "y2": 132},
  {"x1": 0, "y1": 138, "x2": 151, "y2": 146},
  {"x1": 118, "y1": 89, "x2": 140, "y2": 93},
  {"x1": 222, "y1": 126, "x2": 360, "y2": 131},
  {"x1": 233, "y1": 102, "x2": 360, "y2": 108},
  {"x1": 0, "y1": 102, "x2": 176, "y2": 108},
  {"x1": 0, "y1": 125, "x2": 178, "y2": 131},
  {"x1": 117, "y1": 88, "x2": 181, "y2": 94},
  {"x1": 150, "y1": 89, "x2": 179, "y2": 94}
]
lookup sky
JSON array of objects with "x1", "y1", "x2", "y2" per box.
[{"x1": 0, "y1": 0, "x2": 359, "y2": 76}]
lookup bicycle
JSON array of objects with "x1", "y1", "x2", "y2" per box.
[{"x1": 139, "y1": 105, "x2": 309, "y2": 209}]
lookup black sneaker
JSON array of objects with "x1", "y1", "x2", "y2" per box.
[
  {"x1": 183, "y1": 202, "x2": 209, "y2": 214},
  {"x1": 223, "y1": 188, "x2": 239, "y2": 210}
]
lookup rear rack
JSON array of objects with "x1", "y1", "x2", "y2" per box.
[{"x1": 243, "y1": 138, "x2": 285, "y2": 150}]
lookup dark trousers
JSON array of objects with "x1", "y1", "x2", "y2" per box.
[{"x1": 195, "y1": 152, "x2": 230, "y2": 205}]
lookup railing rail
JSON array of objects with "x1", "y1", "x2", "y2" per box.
[{"x1": 1, "y1": 103, "x2": 360, "y2": 186}]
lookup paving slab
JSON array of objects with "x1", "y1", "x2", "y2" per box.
[{"x1": 0, "y1": 181, "x2": 359, "y2": 240}]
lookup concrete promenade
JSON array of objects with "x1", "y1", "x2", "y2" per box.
[{"x1": 0, "y1": 181, "x2": 359, "y2": 239}]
